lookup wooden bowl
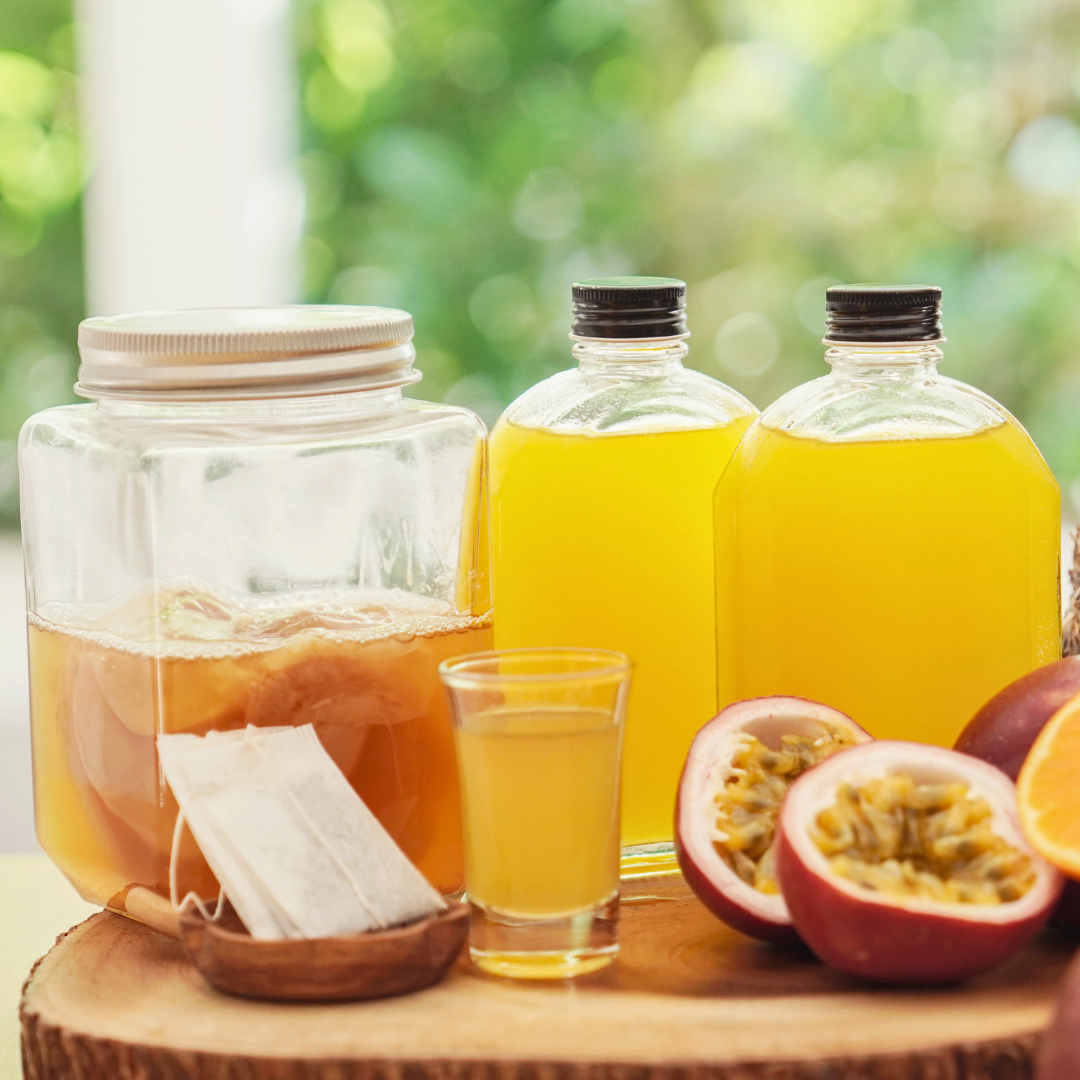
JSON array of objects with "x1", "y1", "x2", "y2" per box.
[{"x1": 177, "y1": 901, "x2": 469, "y2": 1002}]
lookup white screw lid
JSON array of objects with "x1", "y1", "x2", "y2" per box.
[{"x1": 76, "y1": 306, "x2": 418, "y2": 400}]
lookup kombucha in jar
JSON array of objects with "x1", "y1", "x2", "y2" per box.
[
  {"x1": 29, "y1": 590, "x2": 491, "y2": 906},
  {"x1": 20, "y1": 307, "x2": 490, "y2": 914},
  {"x1": 715, "y1": 284, "x2": 1060, "y2": 747},
  {"x1": 489, "y1": 278, "x2": 758, "y2": 871}
]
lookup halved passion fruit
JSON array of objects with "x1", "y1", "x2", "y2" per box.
[
  {"x1": 675, "y1": 696, "x2": 872, "y2": 943},
  {"x1": 776, "y1": 741, "x2": 1063, "y2": 983}
]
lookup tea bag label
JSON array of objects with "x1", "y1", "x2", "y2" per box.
[{"x1": 158, "y1": 725, "x2": 445, "y2": 940}]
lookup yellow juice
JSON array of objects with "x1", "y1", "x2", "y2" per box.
[
  {"x1": 716, "y1": 420, "x2": 1061, "y2": 745},
  {"x1": 455, "y1": 706, "x2": 621, "y2": 917},
  {"x1": 489, "y1": 416, "x2": 754, "y2": 850}
]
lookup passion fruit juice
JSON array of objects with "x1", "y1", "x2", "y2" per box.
[
  {"x1": 29, "y1": 586, "x2": 492, "y2": 908},
  {"x1": 716, "y1": 421, "x2": 1060, "y2": 746},
  {"x1": 454, "y1": 705, "x2": 621, "y2": 917},
  {"x1": 489, "y1": 417, "x2": 753, "y2": 853}
]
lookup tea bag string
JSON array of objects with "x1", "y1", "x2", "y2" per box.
[
  {"x1": 243, "y1": 726, "x2": 388, "y2": 929},
  {"x1": 168, "y1": 809, "x2": 225, "y2": 923}
]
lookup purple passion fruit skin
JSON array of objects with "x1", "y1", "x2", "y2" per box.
[
  {"x1": 776, "y1": 741, "x2": 1063, "y2": 984},
  {"x1": 955, "y1": 658, "x2": 1080, "y2": 782},
  {"x1": 675, "y1": 696, "x2": 872, "y2": 945},
  {"x1": 954, "y1": 658, "x2": 1080, "y2": 930},
  {"x1": 1036, "y1": 947, "x2": 1080, "y2": 1079}
]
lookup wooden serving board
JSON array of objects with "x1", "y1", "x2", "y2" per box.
[{"x1": 20, "y1": 874, "x2": 1076, "y2": 1080}]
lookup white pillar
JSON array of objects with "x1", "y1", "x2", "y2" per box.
[{"x1": 75, "y1": 0, "x2": 303, "y2": 315}]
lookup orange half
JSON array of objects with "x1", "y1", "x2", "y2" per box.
[{"x1": 1018, "y1": 689, "x2": 1080, "y2": 878}]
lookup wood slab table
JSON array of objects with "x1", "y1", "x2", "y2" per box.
[{"x1": 20, "y1": 874, "x2": 1077, "y2": 1079}]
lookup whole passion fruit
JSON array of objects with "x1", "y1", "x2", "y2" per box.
[
  {"x1": 955, "y1": 657, "x2": 1080, "y2": 782},
  {"x1": 675, "y1": 696, "x2": 872, "y2": 943},
  {"x1": 776, "y1": 741, "x2": 1063, "y2": 983}
]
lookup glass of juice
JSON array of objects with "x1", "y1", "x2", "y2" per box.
[{"x1": 439, "y1": 648, "x2": 630, "y2": 980}]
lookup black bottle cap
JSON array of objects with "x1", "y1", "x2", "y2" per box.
[
  {"x1": 825, "y1": 284, "x2": 943, "y2": 343},
  {"x1": 571, "y1": 277, "x2": 688, "y2": 339}
]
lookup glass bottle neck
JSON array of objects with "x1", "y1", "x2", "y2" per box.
[
  {"x1": 572, "y1": 337, "x2": 688, "y2": 377},
  {"x1": 824, "y1": 341, "x2": 943, "y2": 381}
]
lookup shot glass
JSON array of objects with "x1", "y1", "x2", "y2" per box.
[{"x1": 439, "y1": 648, "x2": 630, "y2": 980}]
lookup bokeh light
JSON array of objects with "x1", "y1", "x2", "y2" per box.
[
  {"x1": 5, "y1": 0, "x2": 1080, "y2": 526},
  {"x1": 294, "y1": 0, "x2": 1080, "y2": 519},
  {"x1": 0, "y1": 0, "x2": 82, "y2": 525}
]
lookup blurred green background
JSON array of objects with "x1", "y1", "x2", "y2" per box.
[
  {"x1": 0, "y1": 0, "x2": 81, "y2": 523},
  {"x1": 3, "y1": 0, "x2": 1080, "y2": 523}
]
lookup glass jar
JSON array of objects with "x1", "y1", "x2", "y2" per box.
[
  {"x1": 488, "y1": 278, "x2": 758, "y2": 873},
  {"x1": 20, "y1": 307, "x2": 490, "y2": 917},
  {"x1": 715, "y1": 284, "x2": 1060, "y2": 747}
]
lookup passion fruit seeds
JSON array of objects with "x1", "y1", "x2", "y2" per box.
[
  {"x1": 714, "y1": 726, "x2": 858, "y2": 895},
  {"x1": 812, "y1": 775, "x2": 1036, "y2": 905}
]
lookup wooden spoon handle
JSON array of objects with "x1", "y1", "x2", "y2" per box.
[{"x1": 118, "y1": 886, "x2": 179, "y2": 938}]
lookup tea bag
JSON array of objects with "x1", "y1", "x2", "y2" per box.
[{"x1": 157, "y1": 724, "x2": 445, "y2": 940}]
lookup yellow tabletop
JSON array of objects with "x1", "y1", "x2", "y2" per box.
[{"x1": 0, "y1": 855, "x2": 98, "y2": 1080}]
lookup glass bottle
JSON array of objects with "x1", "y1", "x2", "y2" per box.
[
  {"x1": 19, "y1": 307, "x2": 490, "y2": 919},
  {"x1": 488, "y1": 277, "x2": 758, "y2": 873},
  {"x1": 715, "y1": 284, "x2": 1060, "y2": 746}
]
